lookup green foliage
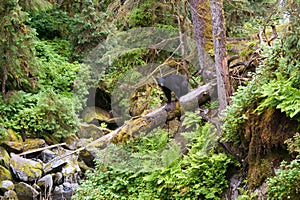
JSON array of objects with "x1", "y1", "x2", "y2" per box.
[
  {"x1": 126, "y1": 1, "x2": 176, "y2": 29},
  {"x1": 0, "y1": 0, "x2": 37, "y2": 91},
  {"x1": 222, "y1": 73, "x2": 262, "y2": 142},
  {"x1": 255, "y1": 72, "x2": 300, "y2": 119},
  {"x1": 268, "y1": 128, "x2": 300, "y2": 199},
  {"x1": 102, "y1": 48, "x2": 147, "y2": 91},
  {"x1": 0, "y1": 40, "x2": 91, "y2": 139},
  {"x1": 73, "y1": 122, "x2": 232, "y2": 200},
  {"x1": 35, "y1": 40, "x2": 92, "y2": 110},
  {"x1": 0, "y1": 90, "x2": 78, "y2": 139},
  {"x1": 268, "y1": 160, "x2": 300, "y2": 200},
  {"x1": 127, "y1": 4, "x2": 154, "y2": 27},
  {"x1": 223, "y1": 3, "x2": 300, "y2": 142},
  {"x1": 224, "y1": 0, "x2": 281, "y2": 37},
  {"x1": 29, "y1": 9, "x2": 73, "y2": 40},
  {"x1": 70, "y1": 2, "x2": 115, "y2": 61}
]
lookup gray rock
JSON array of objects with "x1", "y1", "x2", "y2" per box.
[
  {"x1": 52, "y1": 185, "x2": 64, "y2": 200},
  {"x1": 37, "y1": 174, "x2": 53, "y2": 200},
  {"x1": 0, "y1": 180, "x2": 14, "y2": 192},
  {"x1": 43, "y1": 157, "x2": 67, "y2": 174},
  {"x1": 15, "y1": 182, "x2": 39, "y2": 200},
  {"x1": 10, "y1": 153, "x2": 43, "y2": 182},
  {"x1": 40, "y1": 149, "x2": 57, "y2": 163}
]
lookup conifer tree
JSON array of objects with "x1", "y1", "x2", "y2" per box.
[{"x1": 0, "y1": 0, "x2": 37, "y2": 99}]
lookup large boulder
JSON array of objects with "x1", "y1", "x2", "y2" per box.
[
  {"x1": 10, "y1": 153, "x2": 43, "y2": 182},
  {"x1": 62, "y1": 154, "x2": 81, "y2": 183},
  {"x1": 43, "y1": 157, "x2": 66, "y2": 174},
  {"x1": 15, "y1": 182, "x2": 39, "y2": 200}
]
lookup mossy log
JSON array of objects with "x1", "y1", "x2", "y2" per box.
[{"x1": 84, "y1": 83, "x2": 211, "y2": 149}]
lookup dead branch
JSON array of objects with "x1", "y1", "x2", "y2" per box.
[
  {"x1": 227, "y1": 55, "x2": 240, "y2": 67},
  {"x1": 17, "y1": 143, "x2": 67, "y2": 156},
  {"x1": 268, "y1": 25, "x2": 278, "y2": 46}
]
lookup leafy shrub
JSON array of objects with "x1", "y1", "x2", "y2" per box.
[
  {"x1": 0, "y1": 90, "x2": 78, "y2": 139},
  {"x1": 35, "y1": 40, "x2": 92, "y2": 111},
  {"x1": 268, "y1": 160, "x2": 300, "y2": 200},
  {"x1": 73, "y1": 122, "x2": 232, "y2": 200},
  {"x1": 0, "y1": 40, "x2": 92, "y2": 139},
  {"x1": 29, "y1": 9, "x2": 73, "y2": 40},
  {"x1": 223, "y1": 21, "x2": 300, "y2": 142}
]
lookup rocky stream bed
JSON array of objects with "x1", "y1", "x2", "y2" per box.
[{"x1": 0, "y1": 124, "x2": 102, "y2": 200}]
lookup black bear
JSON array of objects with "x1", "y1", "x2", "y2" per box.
[{"x1": 156, "y1": 74, "x2": 189, "y2": 104}]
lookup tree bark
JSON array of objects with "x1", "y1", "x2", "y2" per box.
[
  {"x1": 2, "y1": 64, "x2": 7, "y2": 100},
  {"x1": 210, "y1": 0, "x2": 231, "y2": 112},
  {"x1": 189, "y1": 0, "x2": 214, "y2": 82}
]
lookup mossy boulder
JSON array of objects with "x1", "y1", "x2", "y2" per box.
[
  {"x1": 23, "y1": 139, "x2": 46, "y2": 151},
  {"x1": 5, "y1": 128, "x2": 22, "y2": 142},
  {"x1": 81, "y1": 107, "x2": 112, "y2": 123},
  {"x1": 0, "y1": 147, "x2": 10, "y2": 168},
  {"x1": 78, "y1": 123, "x2": 104, "y2": 139},
  {"x1": 0, "y1": 141, "x2": 23, "y2": 153},
  {"x1": 0, "y1": 166, "x2": 12, "y2": 181},
  {"x1": 10, "y1": 153, "x2": 43, "y2": 182},
  {"x1": 15, "y1": 182, "x2": 39, "y2": 200}
]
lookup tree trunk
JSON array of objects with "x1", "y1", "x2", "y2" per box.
[
  {"x1": 210, "y1": 0, "x2": 231, "y2": 112},
  {"x1": 2, "y1": 64, "x2": 7, "y2": 100},
  {"x1": 189, "y1": 0, "x2": 214, "y2": 82}
]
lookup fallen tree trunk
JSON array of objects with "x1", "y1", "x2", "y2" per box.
[
  {"x1": 23, "y1": 83, "x2": 212, "y2": 162},
  {"x1": 84, "y1": 83, "x2": 211, "y2": 149}
]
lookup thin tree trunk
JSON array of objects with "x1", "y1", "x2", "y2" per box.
[
  {"x1": 2, "y1": 64, "x2": 7, "y2": 100},
  {"x1": 210, "y1": 0, "x2": 231, "y2": 112},
  {"x1": 177, "y1": 12, "x2": 189, "y2": 77}
]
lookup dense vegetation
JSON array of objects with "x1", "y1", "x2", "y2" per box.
[{"x1": 0, "y1": 0, "x2": 300, "y2": 199}]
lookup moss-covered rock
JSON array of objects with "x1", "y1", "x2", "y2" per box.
[
  {"x1": 10, "y1": 153, "x2": 43, "y2": 182},
  {"x1": 81, "y1": 107, "x2": 112, "y2": 123},
  {"x1": 23, "y1": 139, "x2": 46, "y2": 151},
  {"x1": 15, "y1": 182, "x2": 39, "y2": 200},
  {"x1": 0, "y1": 166, "x2": 12, "y2": 181},
  {"x1": 0, "y1": 141, "x2": 24, "y2": 153},
  {"x1": 6, "y1": 128, "x2": 22, "y2": 142},
  {"x1": 78, "y1": 123, "x2": 105, "y2": 139},
  {"x1": 0, "y1": 147, "x2": 10, "y2": 168}
]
